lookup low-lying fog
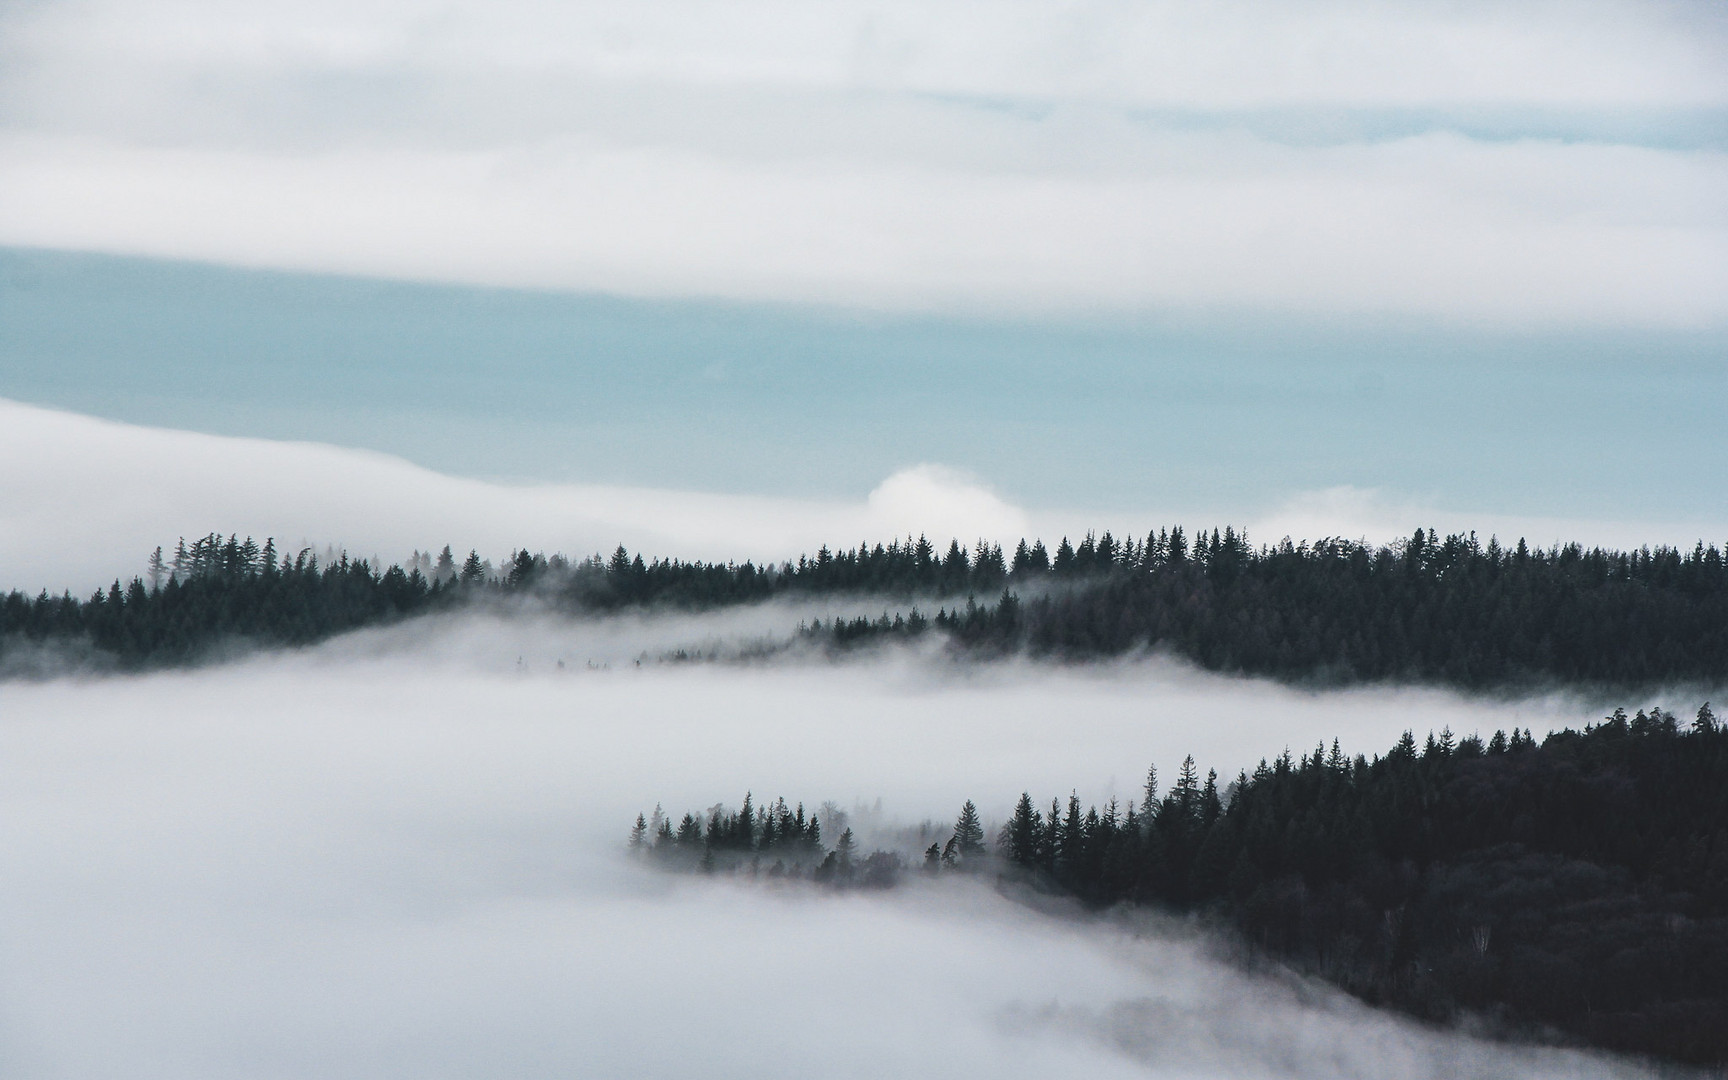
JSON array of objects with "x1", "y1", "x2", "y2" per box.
[{"x1": 0, "y1": 612, "x2": 1677, "y2": 1078}]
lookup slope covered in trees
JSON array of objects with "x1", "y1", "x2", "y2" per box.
[
  {"x1": 637, "y1": 705, "x2": 1728, "y2": 1066},
  {"x1": 3, "y1": 527, "x2": 1725, "y2": 690}
]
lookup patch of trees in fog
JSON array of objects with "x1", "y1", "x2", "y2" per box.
[
  {"x1": 640, "y1": 704, "x2": 1728, "y2": 1066},
  {"x1": 3, "y1": 527, "x2": 1726, "y2": 689},
  {"x1": 628, "y1": 793, "x2": 921, "y2": 889}
]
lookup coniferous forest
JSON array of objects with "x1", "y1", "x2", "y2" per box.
[
  {"x1": 3, "y1": 527, "x2": 1725, "y2": 690},
  {"x1": 637, "y1": 706, "x2": 1728, "y2": 1067}
]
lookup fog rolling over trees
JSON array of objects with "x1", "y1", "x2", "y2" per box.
[
  {"x1": 642, "y1": 705, "x2": 1728, "y2": 1065},
  {"x1": 4, "y1": 526, "x2": 1725, "y2": 691},
  {"x1": 0, "y1": 644, "x2": 1682, "y2": 1079}
]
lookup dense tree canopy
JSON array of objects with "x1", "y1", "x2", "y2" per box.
[{"x1": 4, "y1": 527, "x2": 1725, "y2": 690}]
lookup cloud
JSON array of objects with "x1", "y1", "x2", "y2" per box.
[
  {"x1": 5, "y1": 398, "x2": 1722, "y2": 595},
  {"x1": 0, "y1": 397, "x2": 1030, "y2": 593},
  {"x1": 866, "y1": 464, "x2": 1029, "y2": 545},
  {"x1": 0, "y1": 0, "x2": 1723, "y2": 325},
  {"x1": 0, "y1": 640, "x2": 1670, "y2": 1078},
  {"x1": 1244, "y1": 485, "x2": 1728, "y2": 556}
]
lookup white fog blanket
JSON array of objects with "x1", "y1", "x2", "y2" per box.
[{"x1": 0, "y1": 640, "x2": 1663, "y2": 1078}]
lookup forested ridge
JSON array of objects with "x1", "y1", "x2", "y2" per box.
[
  {"x1": 636, "y1": 704, "x2": 1728, "y2": 1066},
  {"x1": 3, "y1": 526, "x2": 1725, "y2": 689}
]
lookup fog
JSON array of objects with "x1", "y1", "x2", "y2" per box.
[
  {"x1": 8, "y1": 396, "x2": 1725, "y2": 595},
  {"x1": 0, "y1": 619, "x2": 1684, "y2": 1078}
]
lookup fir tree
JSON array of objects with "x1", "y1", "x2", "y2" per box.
[{"x1": 952, "y1": 799, "x2": 986, "y2": 864}]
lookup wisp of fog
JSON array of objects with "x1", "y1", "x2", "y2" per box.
[{"x1": 0, "y1": 615, "x2": 1681, "y2": 1078}]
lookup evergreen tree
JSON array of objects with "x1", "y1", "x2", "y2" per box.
[
  {"x1": 952, "y1": 799, "x2": 986, "y2": 865},
  {"x1": 146, "y1": 546, "x2": 165, "y2": 592},
  {"x1": 1004, "y1": 793, "x2": 1042, "y2": 866},
  {"x1": 1139, "y1": 764, "x2": 1159, "y2": 824}
]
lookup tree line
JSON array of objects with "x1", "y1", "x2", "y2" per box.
[
  {"x1": 637, "y1": 703, "x2": 1728, "y2": 1066},
  {"x1": 627, "y1": 793, "x2": 912, "y2": 889},
  {"x1": 805, "y1": 528, "x2": 1728, "y2": 689},
  {"x1": 3, "y1": 527, "x2": 1726, "y2": 689}
]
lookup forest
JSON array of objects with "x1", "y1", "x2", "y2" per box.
[
  {"x1": 1, "y1": 526, "x2": 1725, "y2": 689},
  {"x1": 635, "y1": 704, "x2": 1728, "y2": 1067}
]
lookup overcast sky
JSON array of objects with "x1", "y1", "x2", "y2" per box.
[{"x1": 2, "y1": 0, "x2": 1724, "y2": 325}]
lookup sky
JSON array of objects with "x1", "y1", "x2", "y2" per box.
[
  {"x1": 2, "y1": 0, "x2": 1724, "y2": 322},
  {"x1": 1, "y1": 0, "x2": 1726, "y2": 573}
]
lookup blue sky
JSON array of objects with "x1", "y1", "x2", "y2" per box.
[{"x1": 2, "y1": 245, "x2": 1724, "y2": 523}]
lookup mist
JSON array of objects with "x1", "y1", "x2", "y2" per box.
[
  {"x1": 0, "y1": 618, "x2": 1689, "y2": 1078},
  {"x1": 8, "y1": 396, "x2": 1725, "y2": 596}
]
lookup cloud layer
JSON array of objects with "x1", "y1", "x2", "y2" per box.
[
  {"x1": 0, "y1": 642, "x2": 1668, "y2": 1078},
  {"x1": 1, "y1": 0, "x2": 1723, "y2": 324},
  {"x1": 0, "y1": 397, "x2": 1031, "y2": 593},
  {"x1": 6, "y1": 397, "x2": 1723, "y2": 595}
]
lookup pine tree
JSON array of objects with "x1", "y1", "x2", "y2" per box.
[
  {"x1": 1060, "y1": 792, "x2": 1084, "y2": 871},
  {"x1": 1004, "y1": 793, "x2": 1042, "y2": 866},
  {"x1": 1043, "y1": 798, "x2": 1062, "y2": 871},
  {"x1": 1696, "y1": 702, "x2": 1719, "y2": 735},
  {"x1": 1028, "y1": 539, "x2": 1049, "y2": 571},
  {"x1": 835, "y1": 828, "x2": 856, "y2": 880},
  {"x1": 1169, "y1": 755, "x2": 1201, "y2": 824},
  {"x1": 1053, "y1": 538, "x2": 1076, "y2": 575},
  {"x1": 952, "y1": 800, "x2": 987, "y2": 864},
  {"x1": 676, "y1": 813, "x2": 701, "y2": 847},
  {"x1": 737, "y1": 792, "x2": 755, "y2": 851},
  {"x1": 1200, "y1": 769, "x2": 1221, "y2": 826},
  {"x1": 1140, "y1": 763, "x2": 1160, "y2": 824},
  {"x1": 146, "y1": 546, "x2": 165, "y2": 592}
]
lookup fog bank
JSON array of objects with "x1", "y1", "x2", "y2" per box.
[
  {"x1": 7, "y1": 397, "x2": 1724, "y2": 595},
  {"x1": 0, "y1": 635, "x2": 1682, "y2": 1077}
]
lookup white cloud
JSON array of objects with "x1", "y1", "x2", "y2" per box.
[
  {"x1": 9, "y1": 0, "x2": 1723, "y2": 110},
  {"x1": 866, "y1": 464, "x2": 1028, "y2": 546},
  {"x1": 1243, "y1": 485, "x2": 1728, "y2": 556},
  {"x1": 0, "y1": 397, "x2": 1027, "y2": 592},
  {"x1": 5, "y1": 399, "x2": 1721, "y2": 595},
  {"x1": 0, "y1": 0, "x2": 1723, "y2": 324}
]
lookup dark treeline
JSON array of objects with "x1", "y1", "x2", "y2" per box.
[
  {"x1": 639, "y1": 704, "x2": 1728, "y2": 1066},
  {"x1": 4, "y1": 527, "x2": 1726, "y2": 688},
  {"x1": 627, "y1": 794, "x2": 917, "y2": 889},
  {"x1": 1, "y1": 535, "x2": 443, "y2": 667},
  {"x1": 806, "y1": 527, "x2": 1728, "y2": 689}
]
